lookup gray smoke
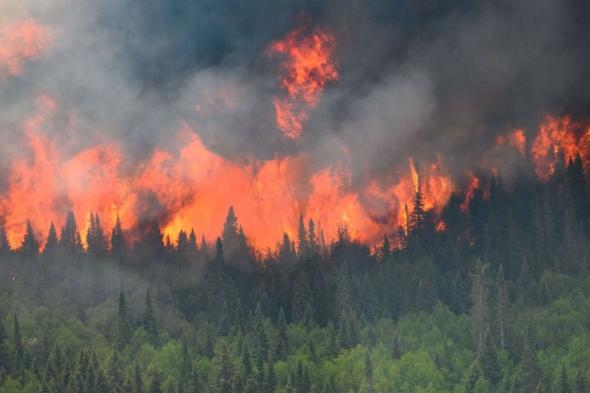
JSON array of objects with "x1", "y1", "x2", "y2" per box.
[{"x1": 1, "y1": 0, "x2": 589, "y2": 189}]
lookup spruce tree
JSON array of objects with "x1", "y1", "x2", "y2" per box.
[
  {"x1": 21, "y1": 220, "x2": 39, "y2": 257},
  {"x1": 560, "y1": 365, "x2": 572, "y2": 393},
  {"x1": 480, "y1": 330, "x2": 501, "y2": 386},
  {"x1": 115, "y1": 291, "x2": 131, "y2": 349},
  {"x1": 495, "y1": 265, "x2": 509, "y2": 351},
  {"x1": 44, "y1": 222, "x2": 58, "y2": 256},
  {"x1": 13, "y1": 314, "x2": 23, "y2": 365},
  {"x1": 87, "y1": 213, "x2": 107, "y2": 257},
  {"x1": 470, "y1": 260, "x2": 489, "y2": 356},
  {"x1": 275, "y1": 307, "x2": 288, "y2": 359},
  {"x1": 575, "y1": 370, "x2": 588, "y2": 393},
  {"x1": 297, "y1": 215, "x2": 307, "y2": 257},
  {"x1": 134, "y1": 363, "x2": 143, "y2": 393},
  {"x1": 142, "y1": 290, "x2": 158, "y2": 345},
  {"x1": 0, "y1": 318, "x2": 12, "y2": 375},
  {"x1": 111, "y1": 214, "x2": 127, "y2": 259},
  {"x1": 522, "y1": 325, "x2": 541, "y2": 391},
  {"x1": 217, "y1": 342, "x2": 233, "y2": 393},
  {"x1": 149, "y1": 372, "x2": 162, "y2": 393},
  {"x1": 59, "y1": 211, "x2": 82, "y2": 254}
]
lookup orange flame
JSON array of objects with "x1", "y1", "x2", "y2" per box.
[
  {"x1": 269, "y1": 27, "x2": 338, "y2": 139},
  {"x1": 531, "y1": 116, "x2": 590, "y2": 181},
  {"x1": 0, "y1": 94, "x2": 460, "y2": 251},
  {"x1": 461, "y1": 174, "x2": 480, "y2": 212},
  {"x1": 496, "y1": 129, "x2": 526, "y2": 157},
  {"x1": 0, "y1": 20, "x2": 49, "y2": 78}
]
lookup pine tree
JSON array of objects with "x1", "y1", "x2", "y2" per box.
[
  {"x1": 189, "y1": 229, "x2": 198, "y2": 251},
  {"x1": 217, "y1": 342, "x2": 233, "y2": 393},
  {"x1": 308, "y1": 219, "x2": 320, "y2": 256},
  {"x1": 297, "y1": 215, "x2": 307, "y2": 257},
  {"x1": 13, "y1": 314, "x2": 23, "y2": 365},
  {"x1": 324, "y1": 374, "x2": 337, "y2": 393},
  {"x1": 470, "y1": 260, "x2": 489, "y2": 356},
  {"x1": 495, "y1": 265, "x2": 509, "y2": 351},
  {"x1": 215, "y1": 237, "x2": 224, "y2": 263},
  {"x1": 480, "y1": 330, "x2": 501, "y2": 386},
  {"x1": 134, "y1": 363, "x2": 143, "y2": 393},
  {"x1": 408, "y1": 183, "x2": 426, "y2": 236},
  {"x1": 177, "y1": 230, "x2": 189, "y2": 254},
  {"x1": 392, "y1": 336, "x2": 401, "y2": 360},
  {"x1": 251, "y1": 303, "x2": 268, "y2": 360},
  {"x1": 279, "y1": 233, "x2": 295, "y2": 262},
  {"x1": 465, "y1": 366, "x2": 480, "y2": 393},
  {"x1": 149, "y1": 372, "x2": 162, "y2": 393},
  {"x1": 364, "y1": 348, "x2": 375, "y2": 393},
  {"x1": 142, "y1": 290, "x2": 158, "y2": 345},
  {"x1": 522, "y1": 325, "x2": 541, "y2": 391},
  {"x1": 575, "y1": 370, "x2": 588, "y2": 393},
  {"x1": 60, "y1": 211, "x2": 82, "y2": 254},
  {"x1": 275, "y1": 307, "x2": 288, "y2": 359},
  {"x1": 108, "y1": 351, "x2": 123, "y2": 390},
  {"x1": 263, "y1": 363, "x2": 276, "y2": 393},
  {"x1": 189, "y1": 369, "x2": 200, "y2": 393},
  {"x1": 115, "y1": 291, "x2": 131, "y2": 349},
  {"x1": 111, "y1": 214, "x2": 127, "y2": 259},
  {"x1": 95, "y1": 369, "x2": 111, "y2": 393},
  {"x1": 0, "y1": 318, "x2": 12, "y2": 375},
  {"x1": 21, "y1": 219, "x2": 39, "y2": 257},
  {"x1": 560, "y1": 365, "x2": 572, "y2": 393},
  {"x1": 87, "y1": 213, "x2": 107, "y2": 257},
  {"x1": 44, "y1": 222, "x2": 58, "y2": 256}
]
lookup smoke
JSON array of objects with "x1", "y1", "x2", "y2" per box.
[{"x1": 1, "y1": 0, "x2": 589, "y2": 245}]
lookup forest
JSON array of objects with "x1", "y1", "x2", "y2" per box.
[{"x1": 0, "y1": 156, "x2": 590, "y2": 393}]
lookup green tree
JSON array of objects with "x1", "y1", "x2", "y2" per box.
[
  {"x1": 149, "y1": 372, "x2": 162, "y2": 393},
  {"x1": 275, "y1": 307, "x2": 288, "y2": 359},
  {"x1": 44, "y1": 222, "x2": 58, "y2": 256},
  {"x1": 21, "y1": 219, "x2": 39, "y2": 257},
  {"x1": 142, "y1": 290, "x2": 158, "y2": 345},
  {"x1": 13, "y1": 314, "x2": 23, "y2": 365},
  {"x1": 115, "y1": 291, "x2": 132, "y2": 349},
  {"x1": 471, "y1": 260, "x2": 489, "y2": 356},
  {"x1": 561, "y1": 365, "x2": 572, "y2": 393},
  {"x1": 133, "y1": 363, "x2": 145, "y2": 393},
  {"x1": 575, "y1": 370, "x2": 588, "y2": 393},
  {"x1": 480, "y1": 330, "x2": 501, "y2": 386}
]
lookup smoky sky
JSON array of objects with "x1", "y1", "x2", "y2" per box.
[{"x1": 2, "y1": 0, "x2": 590, "y2": 187}]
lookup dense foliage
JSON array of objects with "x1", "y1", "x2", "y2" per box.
[{"x1": 1, "y1": 158, "x2": 590, "y2": 392}]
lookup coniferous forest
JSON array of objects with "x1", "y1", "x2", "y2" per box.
[{"x1": 0, "y1": 159, "x2": 589, "y2": 393}]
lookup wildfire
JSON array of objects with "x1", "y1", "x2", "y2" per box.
[
  {"x1": 531, "y1": 116, "x2": 590, "y2": 180},
  {"x1": 460, "y1": 174, "x2": 480, "y2": 212},
  {"x1": 9, "y1": 21, "x2": 590, "y2": 255},
  {"x1": 0, "y1": 20, "x2": 49, "y2": 78},
  {"x1": 496, "y1": 129, "x2": 526, "y2": 157},
  {"x1": 269, "y1": 27, "x2": 338, "y2": 139},
  {"x1": 0, "y1": 93, "x2": 464, "y2": 251}
]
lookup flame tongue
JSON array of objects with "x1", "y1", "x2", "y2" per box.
[
  {"x1": 269, "y1": 27, "x2": 338, "y2": 139},
  {"x1": 0, "y1": 20, "x2": 49, "y2": 78}
]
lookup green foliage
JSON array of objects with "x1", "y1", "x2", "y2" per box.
[{"x1": 0, "y1": 168, "x2": 590, "y2": 392}]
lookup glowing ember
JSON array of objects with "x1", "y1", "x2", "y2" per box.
[
  {"x1": 0, "y1": 20, "x2": 49, "y2": 78},
  {"x1": 269, "y1": 27, "x2": 338, "y2": 139}
]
